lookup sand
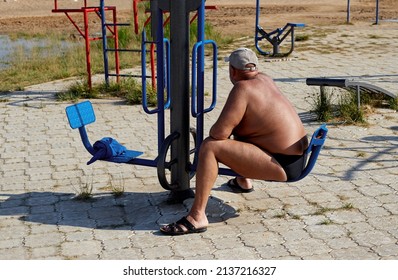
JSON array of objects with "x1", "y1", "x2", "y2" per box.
[{"x1": 1, "y1": 0, "x2": 397, "y2": 36}]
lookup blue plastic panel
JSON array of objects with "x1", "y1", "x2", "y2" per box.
[{"x1": 65, "y1": 100, "x2": 96, "y2": 129}]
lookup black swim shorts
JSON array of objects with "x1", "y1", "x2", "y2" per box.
[{"x1": 272, "y1": 153, "x2": 307, "y2": 181}]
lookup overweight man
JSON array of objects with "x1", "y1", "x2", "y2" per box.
[{"x1": 160, "y1": 48, "x2": 308, "y2": 235}]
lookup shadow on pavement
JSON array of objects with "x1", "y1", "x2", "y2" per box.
[{"x1": 0, "y1": 191, "x2": 237, "y2": 232}]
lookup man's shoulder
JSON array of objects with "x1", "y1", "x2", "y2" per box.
[
  {"x1": 237, "y1": 73, "x2": 272, "y2": 88},
  {"x1": 258, "y1": 72, "x2": 273, "y2": 81}
]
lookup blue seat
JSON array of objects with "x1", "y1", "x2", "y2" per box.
[
  {"x1": 218, "y1": 124, "x2": 328, "y2": 182},
  {"x1": 65, "y1": 100, "x2": 143, "y2": 164},
  {"x1": 287, "y1": 124, "x2": 328, "y2": 182}
]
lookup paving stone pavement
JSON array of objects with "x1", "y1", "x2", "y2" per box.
[{"x1": 0, "y1": 23, "x2": 398, "y2": 260}]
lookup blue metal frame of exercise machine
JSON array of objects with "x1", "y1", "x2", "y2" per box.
[
  {"x1": 255, "y1": 0, "x2": 305, "y2": 56},
  {"x1": 66, "y1": 0, "x2": 218, "y2": 202},
  {"x1": 66, "y1": 0, "x2": 328, "y2": 203}
]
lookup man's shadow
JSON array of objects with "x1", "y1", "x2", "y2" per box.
[{"x1": 0, "y1": 191, "x2": 238, "y2": 232}]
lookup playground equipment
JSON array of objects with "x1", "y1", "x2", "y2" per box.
[
  {"x1": 53, "y1": 1, "x2": 216, "y2": 90},
  {"x1": 66, "y1": 0, "x2": 328, "y2": 202},
  {"x1": 99, "y1": 0, "x2": 156, "y2": 88},
  {"x1": 53, "y1": 1, "x2": 118, "y2": 89},
  {"x1": 52, "y1": 0, "x2": 157, "y2": 89},
  {"x1": 255, "y1": 0, "x2": 305, "y2": 56}
]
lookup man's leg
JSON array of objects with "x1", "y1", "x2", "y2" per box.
[{"x1": 185, "y1": 137, "x2": 287, "y2": 229}]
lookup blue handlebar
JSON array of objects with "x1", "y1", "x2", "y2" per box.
[
  {"x1": 141, "y1": 31, "x2": 171, "y2": 114},
  {"x1": 191, "y1": 40, "x2": 218, "y2": 117}
]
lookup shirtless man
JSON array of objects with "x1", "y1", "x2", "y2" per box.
[{"x1": 160, "y1": 48, "x2": 308, "y2": 235}]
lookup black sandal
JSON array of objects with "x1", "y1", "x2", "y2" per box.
[
  {"x1": 160, "y1": 217, "x2": 207, "y2": 236},
  {"x1": 227, "y1": 178, "x2": 254, "y2": 193}
]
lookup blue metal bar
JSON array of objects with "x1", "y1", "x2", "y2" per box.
[
  {"x1": 205, "y1": 43, "x2": 218, "y2": 115},
  {"x1": 255, "y1": 0, "x2": 270, "y2": 55},
  {"x1": 99, "y1": 0, "x2": 110, "y2": 85},
  {"x1": 196, "y1": 0, "x2": 206, "y2": 157},
  {"x1": 126, "y1": 158, "x2": 158, "y2": 168},
  {"x1": 155, "y1": 4, "x2": 166, "y2": 153},
  {"x1": 190, "y1": 0, "x2": 218, "y2": 172},
  {"x1": 141, "y1": 3, "x2": 169, "y2": 154},
  {"x1": 191, "y1": 40, "x2": 217, "y2": 118},
  {"x1": 164, "y1": 38, "x2": 171, "y2": 109},
  {"x1": 141, "y1": 30, "x2": 150, "y2": 114},
  {"x1": 78, "y1": 126, "x2": 95, "y2": 155},
  {"x1": 141, "y1": 31, "x2": 165, "y2": 115}
]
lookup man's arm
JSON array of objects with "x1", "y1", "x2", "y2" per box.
[{"x1": 209, "y1": 84, "x2": 248, "y2": 140}]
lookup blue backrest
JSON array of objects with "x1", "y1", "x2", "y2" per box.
[
  {"x1": 65, "y1": 100, "x2": 96, "y2": 154},
  {"x1": 288, "y1": 124, "x2": 328, "y2": 182},
  {"x1": 65, "y1": 100, "x2": 96, "y2": 129}
]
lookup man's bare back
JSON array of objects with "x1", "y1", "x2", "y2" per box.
[{"x1": 211, "y1": 72, "x2": 308, "y2": 156}]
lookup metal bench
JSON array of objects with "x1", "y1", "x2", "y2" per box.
[{"x1": 306, "y1": 78, "x2": 396, "y2": 108}]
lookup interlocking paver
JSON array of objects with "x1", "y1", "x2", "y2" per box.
[{"x1": 1, "y1": 23, "x2": 398, "y2": 260}]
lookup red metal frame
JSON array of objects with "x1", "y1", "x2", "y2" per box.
[
  {"x1": 52, "y1": 1, "x2": 215, "y2": 90},
  {"x1": 52, "y1": 1, "x2": 119, "y2": 89}
]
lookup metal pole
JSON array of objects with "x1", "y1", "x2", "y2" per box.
[
  {"x1": 255, "y1": 0, "x2": 260, "y2": 33},
  {"x1": 255, "y1": 0, "x2": 261, "y2": 53},
  {"x1": 375, "y1": 0, "x2": 380, "y2": 24},
  {"x1": 158, "y1": 0, "x2": 202, "y2": 200},
  {"x1": 112, "y1": 7, "x2": 120, "y2": 84},
  {"x1": 195, "y1": 1, "x2": 205, "y2": 160},
  {"x1": 153, "y1": 0, "x2": 166, "y2": 154},
  {"x1": 169, "y1": 0, "x2": 191, "y2": 193},
  {"x1": 347, "y1": 0, "x2": 351, "y2": 23},
  {"x1": 83, "y1": 8, "x2": 92, "y2": 89},
  {"x1": 99, "y1": 0, "x2": 109, "y2": 85}
]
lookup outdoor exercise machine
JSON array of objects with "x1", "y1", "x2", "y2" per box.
[
  {"x1": 254, "y1": 0, "x2": 305, "y2": 56},
  {"x1": 66, "y1": 0, "x2": 328, "y2": 203},
  {"x1": 66, "y1": 0, "x2": 217, "y2": 202}
]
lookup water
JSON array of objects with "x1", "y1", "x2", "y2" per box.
[{"x1": 0, "y1": 35, "x2": 77, "y2": 70}]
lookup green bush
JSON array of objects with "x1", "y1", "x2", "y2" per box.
[{"x1": 337, "y1": 91, "x2": 365, "y2": 124}]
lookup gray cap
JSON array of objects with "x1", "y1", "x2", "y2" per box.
[{"x1": 225, "y1": 48, "x2": 258, "y2": 71}]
